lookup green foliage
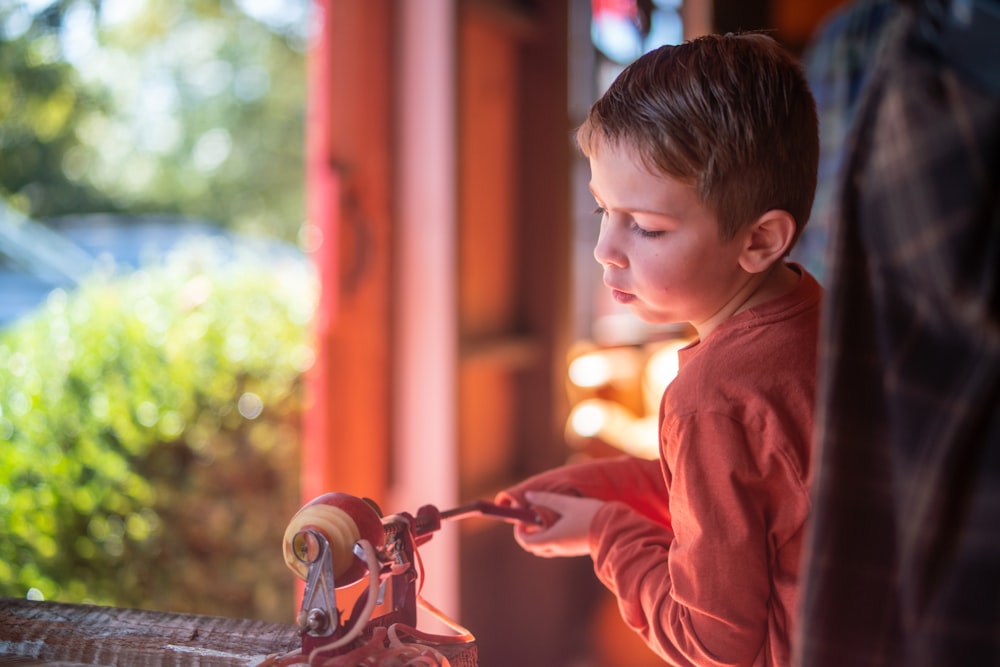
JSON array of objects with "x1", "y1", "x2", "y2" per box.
[
  {"x1": 0, "y1": 0, "x2": 314, "y2": 620},
  {"x1": 0, "y1": 0, "x2": 308, "y2": 242},
  {"x1": 0, "y1": 2, "x2": 118, "y2": 215},
  {"x1": 0, "y1": 238, "x2": 317, "y2": 621}
]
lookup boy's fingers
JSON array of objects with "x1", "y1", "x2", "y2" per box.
[
  {"x1": 523, "y1": 491, "x2": 565, "y2": 528},
  {"x1": 515, "y1": 523, "x2": 558, "y2": 552},
  {"x1": 525, "y1": 490, "x2": 570, "y2": 510}
]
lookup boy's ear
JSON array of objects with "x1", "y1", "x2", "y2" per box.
[{"x1": 738, "y1": 209, "x2": 796, "y2": 274}]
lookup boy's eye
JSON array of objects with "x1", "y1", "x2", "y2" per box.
[
  {"x1": 594, "y1": 205, "x2": 664, "y2": 238},
  {"x1": 630, "y1": 221, "x2": 664, "y2": 239}
]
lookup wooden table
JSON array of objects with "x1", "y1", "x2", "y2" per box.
[{"x1": 0, "y1": 598, "x2": 477, "y2": 666}]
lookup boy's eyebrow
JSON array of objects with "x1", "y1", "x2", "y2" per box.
[{"x1": 589, "y1": 184, "x2": 673, "y2": 217}]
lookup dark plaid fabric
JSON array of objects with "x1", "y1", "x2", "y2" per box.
[
  {"x1": 795, "y1": 4, "x2": 1000, "y2": 667},
  {"x1": 792, "y1": 0, "x2": 900, "y2": 283}
]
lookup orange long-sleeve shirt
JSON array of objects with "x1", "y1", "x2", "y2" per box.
[
  {"x1": 504, "y1": 265, "x2": 820, "y2": 666},
  {"x1": 592, "y1": 266, "x2": 820, "y2": 666}
]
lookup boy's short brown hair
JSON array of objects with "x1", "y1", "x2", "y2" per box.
[{"x1": 577, "y1": 32, "x2": 819, "y2": 245}]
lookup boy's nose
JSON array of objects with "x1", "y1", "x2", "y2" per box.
[{"x1": 593, "y1": 228, "x2": 626, "y2": 268}]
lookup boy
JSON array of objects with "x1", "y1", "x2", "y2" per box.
[{"x1": 497, "y1": 33, "x2": 821, "y2": 666}]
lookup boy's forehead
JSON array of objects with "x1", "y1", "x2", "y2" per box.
[
  {"x1": 589, "y1": 140, "x2": 683, "y2": 188},
  {"x1": 588, "y1": 145, "x2": 702, "y2": 215},
  {"x1": 589, "y1": 133, "x2": 679, "y2": 180}
]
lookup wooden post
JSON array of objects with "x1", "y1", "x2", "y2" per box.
[{"x1": 301, "y1": 0, "x2": 393, "y2": 506}]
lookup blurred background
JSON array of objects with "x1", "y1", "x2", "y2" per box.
[{"x1": 0, "y1": 0, "x2": 853, "y2": 665}]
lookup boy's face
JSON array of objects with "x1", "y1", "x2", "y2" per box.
[{"x1": 590, "y1": 140, "x2": 750, "y2": 336}]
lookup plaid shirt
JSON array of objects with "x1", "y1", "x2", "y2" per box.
[
  {"x1": 790, "y1": 0, "x2": 899, "y2": 283},
  {"x1": 795, "y1": 3, "x2": 1000, "y2": 666}
]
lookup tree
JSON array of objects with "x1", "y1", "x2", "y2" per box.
[
  {"x1": 0, "y1": 0, "x2": 308, "y2": 242},
  {"x1": 0, "y1": 0, "x2": 314, "y2": 621}
]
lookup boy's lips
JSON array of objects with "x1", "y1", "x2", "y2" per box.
[{"x1": 608, "y1": 286, "x2": 636, "y2": 304}]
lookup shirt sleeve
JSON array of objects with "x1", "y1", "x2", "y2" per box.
[{"x1": 590, "y1": 411, "x2": 771, "y2": 667}]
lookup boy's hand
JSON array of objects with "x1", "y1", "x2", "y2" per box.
[{"x1": 513, "y1": 491, "x2": 605, "y2": 558}]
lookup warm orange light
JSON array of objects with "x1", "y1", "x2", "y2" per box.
[
  {"x1": 564, "y1": 336, "x2": 691, "y2": 460},
  {"x1": 566, "y1": 398, "x2": 657, "y2": 459},
  {"x1": 568, "y1": 353, "x2": 614, "y2": 388},
  {"x1": 569, "y1": 399, "x2": 611, "y2": 437},
  {"x1": 641, "y1": 339, "x2": 687, "y2": 414},
  {"x1": 568, "y1": 347, "x2": 643, "y2": 388}
]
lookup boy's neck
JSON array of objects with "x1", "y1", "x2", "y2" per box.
[{"x1": 694, "y1": 262, "x2": 799, "y2": 341}]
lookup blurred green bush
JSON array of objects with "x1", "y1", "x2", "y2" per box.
[{"x1": 0, "y1": 236, "x2": 317, "y2": 622}]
